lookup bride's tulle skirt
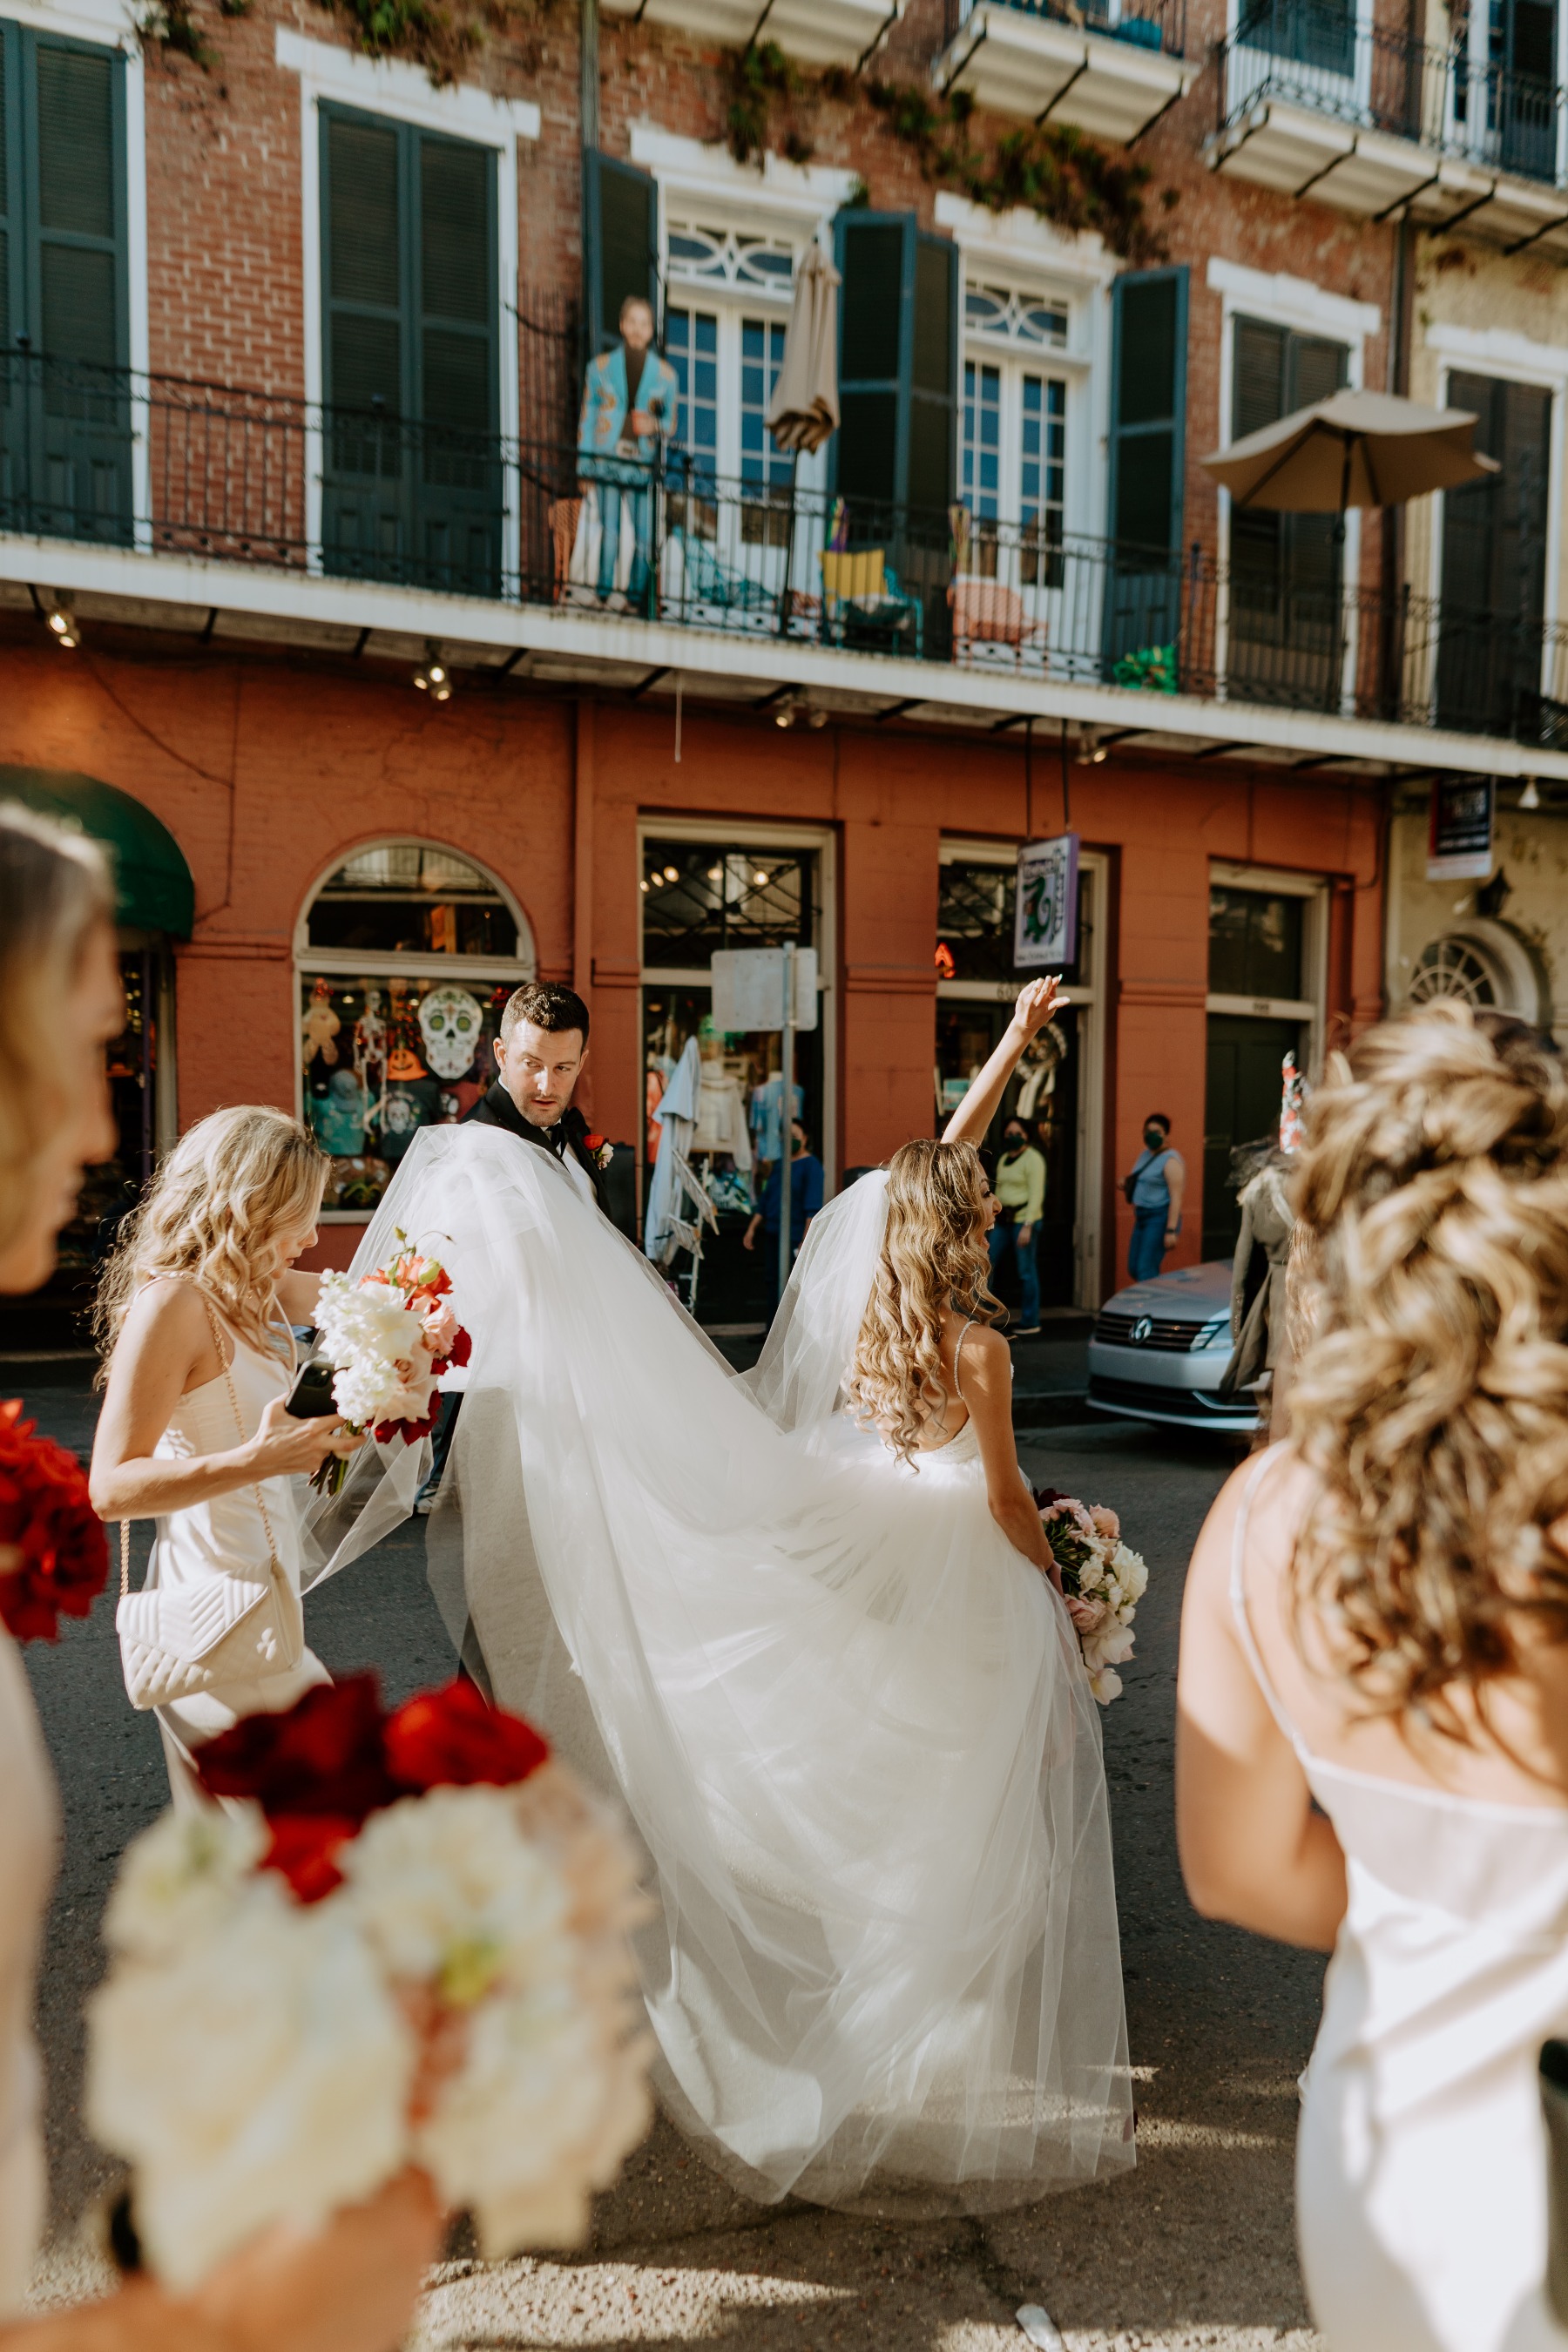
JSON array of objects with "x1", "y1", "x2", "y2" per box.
[{"x1": 308, "y1": 1129, "x2": 1132, "y2": 2211}]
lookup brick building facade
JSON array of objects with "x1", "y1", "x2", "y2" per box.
[{"x1": 0, "y1": 0, "x2": 1558, "y2": 1341}]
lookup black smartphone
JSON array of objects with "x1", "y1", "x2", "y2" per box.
[{"x1": 284, "y1": 1357, "x2": 337, "y2": 1420}]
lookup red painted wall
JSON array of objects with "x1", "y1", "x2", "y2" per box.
[{"x1": 0, "y1": 627, "x2": 1382, "y2": 1285}]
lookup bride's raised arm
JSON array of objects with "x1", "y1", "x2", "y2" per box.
[{"x1": 942, "y1": 977, "x2": 1062, "y2": 1146}]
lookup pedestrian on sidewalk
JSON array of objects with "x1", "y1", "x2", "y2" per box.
[
  {"x1": 990, "y1": 1117, "x2": 1045, "y2": 1335},
  {"x1": 743, "y1": 1120, "x2": 824, "y2": 1323},
  {"x1": 1124, "y1": 1114, "x2": 1184, "y2": 1282}
]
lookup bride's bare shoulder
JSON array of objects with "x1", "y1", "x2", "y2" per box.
[{"x1": 1186, "y1": 1447, "x2": 1313, "y2": 1615}]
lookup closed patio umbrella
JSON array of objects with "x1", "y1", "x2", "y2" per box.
[
  {"x1": 766, "y1": 242, "x2": 841, "y2": 457},
  {"x1": 1202, "y1": 388, "x2": 1497, "y2": 513}
]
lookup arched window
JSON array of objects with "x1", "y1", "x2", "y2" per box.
[{"x1": 295, "y1": 840, "x2": 536, "y2": 1217}]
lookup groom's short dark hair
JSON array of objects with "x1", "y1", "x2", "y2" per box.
[{"x1": 499, "y1": 981, "x2": 590, "y2": 1046}]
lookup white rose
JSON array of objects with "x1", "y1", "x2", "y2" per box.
[
  {"x1": 87, "y1": 1875, "x2": 413, "y2": 2289},
  {"x1": 1082, "y1": 1620, "x2": 1136, "y2": 1672},
  {"x1": 1112, "y1": 1543, "x2": 1149, "y2": 1603},
  {"x1": 103, "y1": 1804, "x2": 268, "y2": 1964},
  {"x1": 341, "y1": 1787, "x2": 571, "y2": 2002},
  {"x1": 1087, "y1": 1665, "x2": 1123, "y2": 1706}
]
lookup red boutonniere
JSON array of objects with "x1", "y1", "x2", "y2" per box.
[
  {"x1": 0, "y1": 1401, "x2": 109, "y2": 1644},
  {"x1": 582, "y1": 1133, "x2": 614, "y2": 1173}
]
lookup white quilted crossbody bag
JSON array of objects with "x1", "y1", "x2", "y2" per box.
[{"x1": 116, "y1": 1289, "x2": 306, "y2": 1712}]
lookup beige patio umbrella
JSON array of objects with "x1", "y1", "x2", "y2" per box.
[
  {"x1": 766, "y1": 242, "x2": 841, "y2": 456},
  {"x1": 1202, "y1": 388, "x2": 1497, "y2": 513}
]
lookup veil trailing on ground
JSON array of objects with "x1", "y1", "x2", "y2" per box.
[{"x1": 303, "y1": 1127, "x2": 1131, "y2": 2213}]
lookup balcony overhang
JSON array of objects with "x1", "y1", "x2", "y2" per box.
[
  {"x1": 4, "y1": 534, "x2": 1563, "y2": 786},
  {"x1": 598, "y1": 0, "x2": 901, "y2": 67},
  {"x1": 1407, "y1": 158, "x2": 1568, "y2": 252},
  {"x1": 936, "y1": 4, "x2": 1193, "y2": 145},
  {"x1": 1208, "y1": 98, "x2": 1442, "y2": 212}
]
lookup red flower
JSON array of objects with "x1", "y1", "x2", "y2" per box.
[
  {"x1": 386, "y1": 1679, "x2": 550, "y2": 1794},
  {"x1": 584, "y1": 1133, "x2": 605, "y2": 1152},
  {"x1": 446, "y1": 1327, "x2": 472, "y2": 1370},
  {"x1": 262, "y1": 1813, "x2": 361, "y2": 1904},
  {"x1": 196, "y1": 1673, "x2": 399, "y2": 1821},
  {"x1": 0, "y1": 1401, "x2": 109, "y2": 1645}
]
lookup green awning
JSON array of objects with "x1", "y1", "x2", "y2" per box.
[{"x1": 0, "y1": 768, "x2": 194, "y2": 937}]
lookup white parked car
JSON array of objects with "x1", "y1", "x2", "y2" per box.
[{"x1": 1086, "y1": 1261, "x2": 1259, "y2": 1435}]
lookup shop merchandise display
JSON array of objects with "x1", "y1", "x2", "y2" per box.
[{"x1": 302, "y1": 976, "x2": 510, "y2": 1211}]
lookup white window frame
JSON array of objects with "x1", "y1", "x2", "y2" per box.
[
  {"x1": 1207, "y1": 258, "x2": 1379, "y2": 715},
  {"x1": 1207, "y1": 858, "x2": 1329, "y2": 1078},
  {"x1": 1223, "y1": 0, "x2": 1375, "y2": 126},
  {"x1": 1424, "y1": 323, "x2": 1565, "y2": 652},
  {"x1": 3, "y1": 0, "x2": 151, "y2": 543},
  {"x1": 637, "y1": 814, "x2": 837, "y2": 1186},
  {"x1": 936, "y1": 836, "x2": 1108, "y2": 1308},
  {"x1": 275, "y1": 28, "x2": 539, "y2": 592},
  {"x1": 293, "y1": 834, "x2": 537, "y2": 1221}
]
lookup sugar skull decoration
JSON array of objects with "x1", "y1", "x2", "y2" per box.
[
  {"x1": 417, "y1": 984, "x2": 484, "y2": 1081},
  {"x1": 301, "y1": 977, "x2": 341, "y2": 1069}
]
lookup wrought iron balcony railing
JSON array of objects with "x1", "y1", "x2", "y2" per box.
[
  {"x1": 947, "y1": 0, "x2": 1186, "y2": 59},
  {"x1": 1220, "y1": 0, "x2": 1567, "y2": 186},
  {"x1": 3, "y1": 351, "x2": 1565, "y2": 748}
]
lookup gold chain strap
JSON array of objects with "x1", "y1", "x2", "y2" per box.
[
  {"x1": 196, "y1": 1289, "x2": 283, "y2": 1573},
  {"x1": 118, "y1": 1284, "x2": 285, "y2": 1598}
]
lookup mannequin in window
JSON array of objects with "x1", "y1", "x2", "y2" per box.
[{"x1": 577, "y1": 294, "x2": 679, "y2": 609}]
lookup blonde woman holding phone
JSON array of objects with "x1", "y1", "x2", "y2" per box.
[{"x1": 90, "y1": 1108, "x2": 362, "y2": 1799}]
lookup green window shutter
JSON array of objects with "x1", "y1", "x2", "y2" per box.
[
  {"x1": 1108, "y1": 267, "x2": 1187, "y2": 557},
  {"x1": 834, "y1": 211, "x2": 957, "y2": 518},
  {"x1": 1, "y1": 26, "x2": 129, "y2": 542},
  {"x1": 583, "y1": 152, "x2": 657, "y2": 360},
  {"x1": 321, "y1": 105, "x2": 500, "y2": 592}
]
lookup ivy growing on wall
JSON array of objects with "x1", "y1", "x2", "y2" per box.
[
  {"x1": 865, "y1": 81, "x2": 1167, "y2": 261},
  {"x1": 141, "y1": 0, "x2": 523, "y2": 84}
]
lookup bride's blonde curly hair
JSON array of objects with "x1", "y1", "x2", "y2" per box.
[
  {"x1": 1288, "y1": 1001, "x2": 1568, "y2": 1737},
  {"x1": 845, "y1": 1139, "x2": 1000, "y2": 1463},
  {"x1": 96, "y1": 1105, "x2": 326, "y2": 1369}
]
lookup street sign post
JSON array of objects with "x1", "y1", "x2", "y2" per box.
[{"x1": 711, "y1": 947, "x2": 819, "y2": 1313}]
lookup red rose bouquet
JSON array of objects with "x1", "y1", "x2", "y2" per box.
[
  {"x1": 86, "y1": 1675, "x2": 652, "y2": 2289},
  {"x1": 0, "y1": 1399, "x2": 109, "y2": 1643}
]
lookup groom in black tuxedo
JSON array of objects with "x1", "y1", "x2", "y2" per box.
[{"x1": 463, "y1": 979, "x2": 607, "y2": 1213}]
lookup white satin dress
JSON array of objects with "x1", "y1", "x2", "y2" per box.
[
  {"x1": 0, "y1": 1634, "x2": 55, "y2": 2315},
  {"x1": 1232, "y1": 1454, "x2": 1568, "y2": 2352},
  {"x1": 145, "y1": 1299, "x2": 328, "y2": 1799}
]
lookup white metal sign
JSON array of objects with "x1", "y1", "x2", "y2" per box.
[{"x1": 710, "y1": 946, "x2": 819, "y2": 1032}]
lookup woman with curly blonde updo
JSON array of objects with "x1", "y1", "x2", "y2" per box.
[
  {"x1": 91, "y1": 1106, "x2": 362, "y2": 1801},
  {"x1": 1178, "y1": 1001, "x2": 1568, "y2": 2352}
]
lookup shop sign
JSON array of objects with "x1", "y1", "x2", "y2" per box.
[
  {"x1": 1014, "y1": 835, "x2": 1079, "y2": 970},
  {"x1": 710, "y1": 946, "x2": 820, "y2": 1033},
  {"x1": 1427, "y1": 779, "x2": 1494, "y2": 881}
]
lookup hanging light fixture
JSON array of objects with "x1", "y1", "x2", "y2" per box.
[
  {"x1": 44, "y1": 599, "x2": 79, "y2": 649},
  {"x1": 1520, "y1": 777, "x2": 1542, "y2": 810},
  {"x1": 413, "y1": 642, "x2": 451, "y2": 701}
]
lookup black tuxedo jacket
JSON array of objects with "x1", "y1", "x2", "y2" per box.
[{"x1": 462, "y1": 1081, "x2": 607, "y2": 1213}]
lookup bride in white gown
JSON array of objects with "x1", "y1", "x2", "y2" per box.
[{"x1": 308, "y1": 985, "x2": 1132, "y2": 2214}]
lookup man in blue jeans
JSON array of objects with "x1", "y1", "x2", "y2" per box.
[{"x1": 1125, "y1": 1113, "x2": 1185, "y2": 1282}]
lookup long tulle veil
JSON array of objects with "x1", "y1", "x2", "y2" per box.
[{"x1": 302, "y1": 1128, "x2": 1131, "y2": 2213}]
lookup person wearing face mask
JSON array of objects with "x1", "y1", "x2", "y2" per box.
[
  {"x1": 1123, "y1": 1114, "x2": 1184, "y2": 1283},
  {"x1": 989, "y1": 1118, "x2": 1046, "y2": 1338}
]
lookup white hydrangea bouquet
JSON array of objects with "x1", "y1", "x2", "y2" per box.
[
  {"x1": 86, "y1": 1677, "x2": 652, "y2": 2290},
  {"x1": 308, "y1": 1233, "x2": 471, "y2": 1494},
  {"x1": 1034, "y1": 1490, "x2": 1149, "y2": 1706}
]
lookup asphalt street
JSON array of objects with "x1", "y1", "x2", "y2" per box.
[{"x1": 8, "y1": 1353, "x2": 1326, "y2": 2351}]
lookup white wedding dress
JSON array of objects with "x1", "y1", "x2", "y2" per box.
[{"x1": 307, "y1": 1126, "x2": 1132, "y2": 2213}]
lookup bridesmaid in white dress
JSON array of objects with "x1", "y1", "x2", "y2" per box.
[
  {"x1": 0, "y1": 807, "x2": 440, "y2": 2349},
  {"x1": 1178, "y1": 1002, "x2": 1568, "y2": 2352},
  {"x1": 90, "y1": 1106, "x2": 362, "y2": 1799}
]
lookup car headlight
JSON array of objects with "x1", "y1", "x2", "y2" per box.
[{"x1": 1197, "y1": 1317, "x2": 1232, "y2": 1350}]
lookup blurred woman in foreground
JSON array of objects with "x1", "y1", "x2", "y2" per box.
[
  {"x1": 0, "y1": 804, "x2": 439, "y2": 2352},
  {"x1": 1178, "y1": 1004, "x2": 1568, "y2": 2352}
]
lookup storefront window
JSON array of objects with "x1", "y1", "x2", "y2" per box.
[
  {"x1": 641, "y1": 835, "x2": 823, "y2": 1324},
  {"x1": 297, "y1": 841, "x2": 533, "y2": 1214}
]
